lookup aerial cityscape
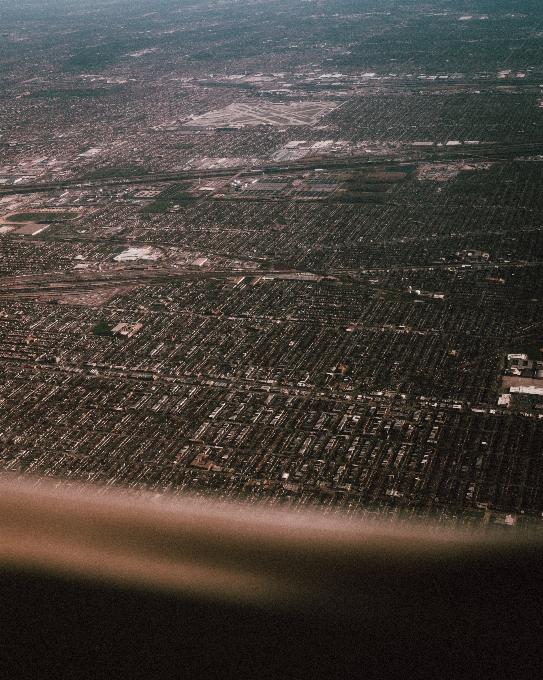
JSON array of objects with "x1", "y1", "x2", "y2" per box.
[{"x1": 1, "y1": 0, "x2": 543, "y2": 533}]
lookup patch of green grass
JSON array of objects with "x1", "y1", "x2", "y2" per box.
[
  {"x1": 65, "y1": 48, "x2": 121, "y2": 72},
  {"x1": 190, "y1": 52, "x2": 214, "y2": 61},
  {"x1": 141, "y1": 184, "x2": 195, "y2": 213},
  {"x1": 386, "y1": 165, "x2": 416, "y2": 177},
  {"x1": 141, "y1": 199, "x2": 171, "y2": 214},
  {"x1": 170, "y1": 190, "x2": 193, "y2": 202},
  {"x1": 91, "y1": 321, "x2": 113, "y2": 336},
  {"x1": 83, "y1": 167, "x2": 147, "y2": 180},
  {"x1": 6, "y1": 212, "x2": 78, "y2": 223},
  {"x1": 448, "y1": 165, "x2": 502, "y2": 196},
  {"x1": 348, "y1": 183, "x2": 394, "y2": 193}
]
